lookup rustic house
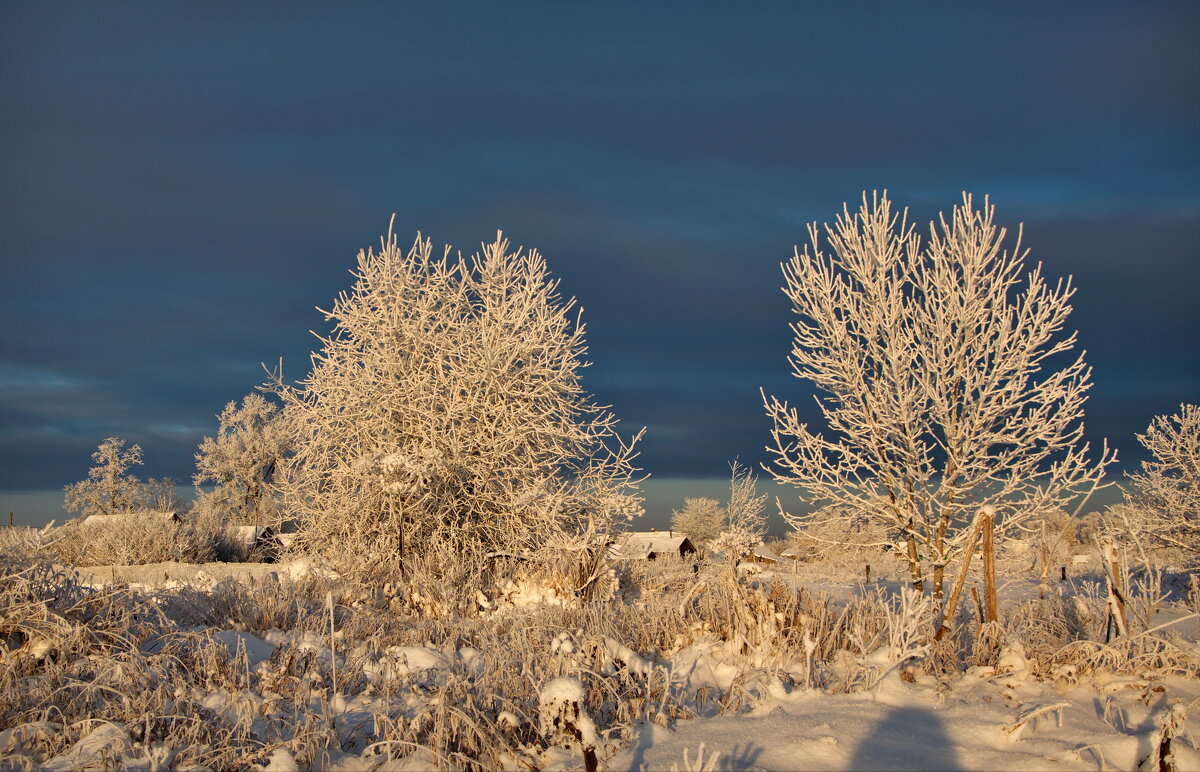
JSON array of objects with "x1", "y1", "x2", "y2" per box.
[
  {"x1": 230, "y1": 525, "x2": 282, "y2": 561},
  {"x1": 608, "y1": 530, "x2": 697, "y2": 561}
]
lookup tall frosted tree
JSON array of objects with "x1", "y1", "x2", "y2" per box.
[
  {"x1": 272, "y1": 227, "x2": 642, "y2": 575},
  {"x1": 763, "y1": 193, "x2": 1113, "y2": 596}
]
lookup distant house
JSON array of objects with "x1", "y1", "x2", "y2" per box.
[
  {"x1": 230, "y1": 525, "x2": 281, "y2": 561},
  {"x1": 745, "y1": 545, "x2": 785, "y2": 564},
  {"x1": 81, "y1": 510, "x2": 182, "y2": 527},
  {"x1": 609, "y1": 530, "x2": 697, "y2": 561}
]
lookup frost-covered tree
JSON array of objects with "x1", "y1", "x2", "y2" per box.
[
  {"x1": 763, "y1": 192, "x2": 1113, "y2": 596},
  {"x1": 63, "y1": 437, "x2": 145, "y2": 519},
  {"x1": 723, "y1": 460, "x2": 767, "y2": 543},
  {"x1": 141, "y1": 477, "x2": 186, "y2": 513},
  {"x1": 193, "y1": 393, "x2": 290, "y2": 525},
  {"x1": 670, "y1": 497, "x2": 725, "y2": 546},
  {"x1": 271, "y1": 227, "x2": 642, "y2": 575},
  {"x1": 710, "y1": 460, "x2": 769, "y2": 562},
  {"x1": 1120, "y1": 404, "x2": 1200, "y2": 561}
]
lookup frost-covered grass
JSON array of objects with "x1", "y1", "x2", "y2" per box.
[{"x1": 2, "y1": 537, "x2": 1198, "y2": 770}]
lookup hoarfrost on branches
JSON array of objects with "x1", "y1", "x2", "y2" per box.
[
  {"x1": 709, "y1": 461, "x2": 768, "y2": 562},
  {"x1": 762, "y1": 192, "x2": 1114, "y2": 596},
  {"x1": 270, "y1": 226, "x2": 642, "y2": 576},
  {"x1": 63, "y1": 437, "x2": 146, "y2": 519},
  {"x1": 670, "y1": 497, "x2": 725, "y2": 548},
  {"x1": 192, "y1": 393, "x2": 290, "y2": 525},
  {"x1": 1118, "y1": 403, "x2": 1200, "y2": 563}
]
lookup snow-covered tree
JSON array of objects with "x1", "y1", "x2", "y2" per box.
[
  {"x1": 670, "y1": 497, "x2": 725, "y2": 547},
  {"x1": 1121, "y1": 403, "x2": 1200, "y2": 561},
  {"x1": 271, "y1": 227, "x2": 642, "y2": 575},
  {"x1": 63, "y1": 437, "x2": 145, "y2": 518},
  {"x1": 763, "y1": 192, "x2": 1114, "y2": 596},
  {"x1": 193, "y1": 393, "x2": 290, "y2": 525}
]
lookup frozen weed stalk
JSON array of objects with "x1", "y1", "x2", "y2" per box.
[{"x1": 539, "y1": 676, "x2": 598, "y2": 772}]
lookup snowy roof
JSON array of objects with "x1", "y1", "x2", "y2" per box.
[
  {"x1": 609, "y1": 531, "x2": 696, "y2": 560},
  {"x1": 81, "y1": 510, "x2": 181, "y2": 527},
  {"x1": 230, "y1": 525, "x2": 278, "y2": 550},
  {"x1": 749, "y1": 545, "x2": 784, "y2": 563}
]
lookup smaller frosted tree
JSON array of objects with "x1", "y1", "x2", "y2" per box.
[
  {"x1": 193, "y1": 393, "x2": 290, "y2": 525},
  {"x1": 142, "y1": 477, "x2": 185, "y2": 512},
  {"x1": 1121, "y1": 404, "x2": 1200, "y2": 562},
  {"x1": 64, "y1": 437, "x2": 144, "y2": 519},
  {"x1": 763, "y1": 192, "x2": 1114, "y2": 597},
  {"x1": 670, "y1": 497, "x2": 725, "y2": 547}
]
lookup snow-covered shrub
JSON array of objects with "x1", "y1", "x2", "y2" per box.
[
  {"x1": 0, "y1": 554, "x2": 274, "y2": 769},
  {"x1": 47, "y1": 511, "x2": 231, "y2": 566},
  {"x1": 763, "y1": 192, "x2": 1114, "y2": 598},
  {"x1": 270, "y1": 228, "x2": 642, "y2": 583}
]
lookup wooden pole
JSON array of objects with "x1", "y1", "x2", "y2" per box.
[
  {"x1": 935, "y1": 510, "x2": 986, "y2": 640},
  {"x1": 1100, "y1": 538, "x2": 1128, "y2": 639},
  {"x1": 981, "y1": 509, "x2": 999, "y2": 624}
]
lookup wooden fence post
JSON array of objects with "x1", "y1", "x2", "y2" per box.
[
  {"x1": 935, "y1": 509, "x2": 987, "y2": 640},
  {"x1": 981, "y1": 509, "x2": 999, "y2": 625}
]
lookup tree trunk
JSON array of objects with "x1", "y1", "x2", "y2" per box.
[{"x1": 905, "y1": 521, "x2": 924, "y2": 592}]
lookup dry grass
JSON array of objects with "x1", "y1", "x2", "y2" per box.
[{"x1": 2, "y1": 527, "x2": 1197, "y2": 770}]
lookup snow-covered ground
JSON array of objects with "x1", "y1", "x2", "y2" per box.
[{"x1": 3, "y1": 553, "x2": 1197, "y2": 771}]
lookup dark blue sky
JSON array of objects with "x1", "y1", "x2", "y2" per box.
[{"x1": 2, "y1": 2, "x2": 1198, "y2": 526}]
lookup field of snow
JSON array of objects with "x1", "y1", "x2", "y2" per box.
[{"x1": 2, "y1": 546, "x2": 1198, "y2": 771}]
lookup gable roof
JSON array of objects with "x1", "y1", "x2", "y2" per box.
[
  {"x1": 609, "y1": 531, "x2": 696, "y2": 560},
  {"x1": 81, "y1": 510, "x2": 181, "y2": 527}
]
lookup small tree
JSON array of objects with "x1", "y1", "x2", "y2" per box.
[
  {"x1": 710, "y1": 460, "x2": 769, "y2": 562},
  {"x1": 193, "y1": 393, "x2": 290, "y2": 525},
  {"x1": 670, "y1": 497, "x2": 725, "y2": 547},
  {"x1": 1122, "y1": 404, "x2": 1200, "y2": 562},
  {"x1": 142, "y1": 477, "x2": 186, "y2": 513},
  {"x1": 63, "y1": 437, "x2": 145, "y2": 519},
  {"x1": 763, "y1": 192, "x2": 1113, "y2": 597},
  {"x1": 271, "y1": 227, "x2": 642, "y2": 578}
]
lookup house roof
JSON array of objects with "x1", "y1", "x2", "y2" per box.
[
  {"x1": 81, "y1": 510, "x2": 181, "y2": 527},
  {"x1": 609, "y1": 531, "x2": 696, "y2": 559},
  {"x1": 230, "y1": 525, "x2": 278, "y2": 549}
]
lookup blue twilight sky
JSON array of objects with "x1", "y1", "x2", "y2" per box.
[{"x1": 1, "y1": 2, "x2": 1197, "y2": 528}]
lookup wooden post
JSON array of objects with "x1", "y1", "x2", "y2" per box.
[
  {"x1": 981, "y1": 509, "x2": 998, "y2": 624},
  {"x1": 971, "y1": 586, "x2": 985, "y2": 626},
  {"x1": 1060, "y1": 565, "x2": 1067, "y2": 582},
  {"x1": 7, "y1": 512, "x2": 11, "y2": 527},
  {"x1": 935, "y1": 509, "x2": 986, "y2": 640},
  {"x1": 865, "y1": 563, "x2": 871, "y2": 583},
  {"x1": 1100, "y1": 538, "x2": 1128, "y2": 639}
]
